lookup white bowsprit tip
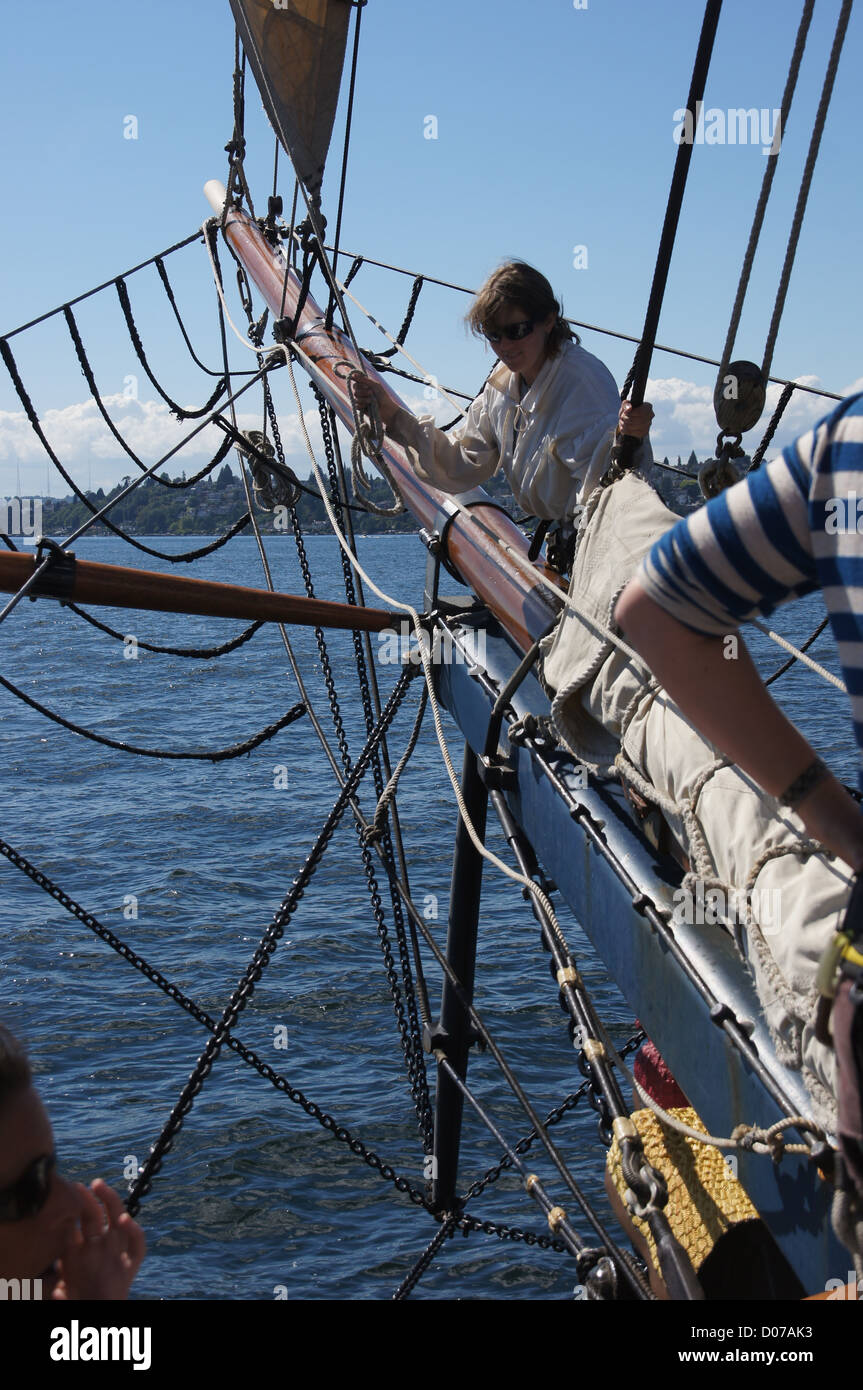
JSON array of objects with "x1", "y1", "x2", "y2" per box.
[{"x1": 203, "y1": 180, "x2": 228, "y2": 217}]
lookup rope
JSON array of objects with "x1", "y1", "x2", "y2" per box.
[
  {"x1": 617, "y1": 0, "x2": 723, "y2": 441},
  {"x1": 363, "y1": 682, "x2": 429, "y2": 844},
  {"x1": 66, "y1": 300, "x2": 235, "y2": 485},
  {"x1": 336, "y1": 278, "x2": 468, "y2": 420},
  {"x1": 114, "y1": 278, "x2": 228, "y2": 420},
  {"x1": 224, "y1": 33, "x2": 255, "y2": 220},
  {"x1": 764, "y1": 614, "x2": 829, "y2": 687},
  {"x1": 0, "y1": 334, "x2": 255, "y2": 566},
  {"x1": 717, "y1": 0, "x2": 815, "y2": 389},
  {"x1": 63, "y1": 602, "x2": 266, "y2": 660},
  {"x1": 346, "y1": 373, "x2": 406, "y2": 516},
  {"x1": 202, "y1": 219, "x2": 262, "y2": 352},
  {"x1": 633, "y1": 1077, "x2": 824, "y2": 1159},
  {"x1": 326, "y1": 0, "x2": 364, "y2": 326},
  {"x1": 761, "y1": 0, "x2": 853, "y2": 379},
  {"x1": 0, "y1": 671, "x2": 306, "y2": 760},
  {"x1": 750, "y1": 618, "x2": 846, "y2": 691},
  {"x1": 367, "y1": 358, "x2": 474, "y2": 403},
  {"x1": 2, "y1": 231, "x2": 206, "y2": 343},
  {"x1": 153, "y1": 256, "x2": 248, "y2": 378},
  {"x1": 749, "y1": 381, "x2": 797, "y2": 470}
]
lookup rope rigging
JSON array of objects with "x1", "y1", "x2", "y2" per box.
[
  {"x1": 708, "y1": 0, "x2": 853, "y2": 487},
  {"x1": 62, "y1": 601, "x2": 266, "y2": 660},
  {"x1": 0, "y1": 669, "x2": 306, "y2": 760}
]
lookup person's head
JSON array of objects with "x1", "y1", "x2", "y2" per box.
[
  {"x1": 0, "y1": 1026, "x2": 81, "y2": 1282},
  {"x1": 467, "y1": 262, "x2": 577, "y2": 385}
]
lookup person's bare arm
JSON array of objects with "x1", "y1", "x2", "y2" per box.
[{"x1": 615, "y1": 579, "x2": 863, "y2": 873}]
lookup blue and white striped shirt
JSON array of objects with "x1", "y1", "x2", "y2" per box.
[{"x1": 638, "y1": 391, "x2": 863, "y2": 776}]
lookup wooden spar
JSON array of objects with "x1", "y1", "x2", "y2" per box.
[
  {"x1": 210, "y1": 192, "x2": 565, "y2": 652},
  {"x1": 0, "y1": 552, "x2": 395, "y2": 632}
]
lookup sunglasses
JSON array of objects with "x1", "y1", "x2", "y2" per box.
[
  {"x1": 0, "y1": 1153, "x2": 56, "y2": 1222},
  {"x1": 483, "y1": 320, "x2": 536, "y2": 344}
]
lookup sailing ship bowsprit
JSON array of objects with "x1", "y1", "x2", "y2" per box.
[{"x1": 0, "y1": 0, "x2": 859, "y2": 1303}]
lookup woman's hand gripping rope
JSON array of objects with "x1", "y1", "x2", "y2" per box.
[{"x1": 347, "y1": 370, "x2": 405, "y2": 517}]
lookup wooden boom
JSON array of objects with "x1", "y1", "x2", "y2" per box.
[
  {"x1": 0, "y1": 551, "x2": 395, "y2": 631},
  {"x1": 204, "y1": 183, "x2": 565, "y2": 652}
]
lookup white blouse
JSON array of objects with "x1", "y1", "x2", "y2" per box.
[{"x1": 387, "y1": 339, "x2": 640, "y2": 519}]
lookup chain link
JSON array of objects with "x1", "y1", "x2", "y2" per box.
[
  {"x1": 124, "y1": 662, "x2": 421, "y2": 1215},
  {"x1": 0, "y1": 832, "x2": 434, "y2": 1210},
  {"x1": 315, "y1": 388, "x2": 433, "y2": 1144}
]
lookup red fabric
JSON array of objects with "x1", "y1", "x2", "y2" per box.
[{"x1": 634, "y1": 1036, "x2": 689, "y2": 1109}]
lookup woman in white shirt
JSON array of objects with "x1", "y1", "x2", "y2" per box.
[{"x1": 357, "y1": 261, "x2": 652, "y2": 556}]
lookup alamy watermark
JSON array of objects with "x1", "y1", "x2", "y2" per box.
[
  {"x1": 672, "y1": 880, "x2": 782, "y2": 936},
  {"x1": 673, "y1": 102, "x2": 781, "y2": 156},
  {"x1": 825, "y1": 492, "x2": 863, "y2": 533},
  {"x1": 0, "y1": 496, "x2": 42, "y2": 537},
  {"x1": 377, "y1": 622, "x2": 486, "y2": 668},
  {"x1": 0, "y1": 1277, "x2": 42, "y2": 1300}
]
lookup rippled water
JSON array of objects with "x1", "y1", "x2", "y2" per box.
[{"x1": 0, "y1": 533, "x2": 851, "y2": 1300}]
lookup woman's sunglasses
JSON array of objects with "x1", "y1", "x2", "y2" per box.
[
  {"x1": 483, "y1": 320, "x2": 536, "y2": 344},
  {"x1": 0, "y1": 1153, "x2": 56, "y2": 1222}
]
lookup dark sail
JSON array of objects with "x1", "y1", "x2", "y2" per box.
[{"x1": 229, "y1": 0, "x2": 351, "y2": 199}]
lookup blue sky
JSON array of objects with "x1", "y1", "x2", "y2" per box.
[{"x1": 0, "y1": 0, "x2": 860, "y2": 496}]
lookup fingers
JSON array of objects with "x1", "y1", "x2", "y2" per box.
[
  {"x1": 619, "y1": 401, "x2": 655, "y2": 439},
  {"x1": 53, "y1": 1180, "x2": 146, "y2": 1298},
  {"x1": 91, "y1": 1181, "x2": 146, "y2": 1275},
  {"x1": 90, "y1": 1177, "x2": 126, "y2": 1224},
  {"x1": 121, "y1": 1212, "x2": 147, "y2": 1274},
  {"x1": 73, "y1": 1181, "x2": 105, "y2": 1241}
]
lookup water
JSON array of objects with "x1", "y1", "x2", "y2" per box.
[{"x1": 0, "y1": 533, "x2": 852, "y2": 1301}]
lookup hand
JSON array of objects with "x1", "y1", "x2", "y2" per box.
[
  {"x1": 52, "y1": 1179, "x2": 145, "y2": 1300},
  {"x1": 350, "y1": 372, "x2": 400, "y2": 429},
  {"x1": 619, "y1": 401, "x2": 654, "y2": 439}
]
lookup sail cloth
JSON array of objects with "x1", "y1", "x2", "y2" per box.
[
  {"x1": 542, "y1": 471, "x2": 849, "y2": 1130},
  {"x1": 229, "y1": 0, "x2": 351, "y2": 198}
]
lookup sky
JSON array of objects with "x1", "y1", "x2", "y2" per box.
[{"x1": 0, "y1": 0, "x2": 860, "y2": 499}]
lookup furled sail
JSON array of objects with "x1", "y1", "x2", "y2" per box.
[{"x1": 229, "y1": 0, "x2": 351, "y2": 199}]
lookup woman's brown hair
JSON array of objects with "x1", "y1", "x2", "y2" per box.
[{"x1": 466, "y1": 261, "x2": 578, "y2": 357}]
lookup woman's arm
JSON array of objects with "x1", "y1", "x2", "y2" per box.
[
  {"x1": 353, "y1": 375, "x2": 501, "y2": 493},
  {"x1": 615, "y1": 579, "x2": 863, "y2": 872}
]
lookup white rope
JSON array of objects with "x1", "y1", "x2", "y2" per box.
[
  {"x1": 591, "y1": 1009, "x2": 825, "y2": 1158},
  {"x1": 283, "y1": 351, "x2": 567, "y2": 937},
  {"x1": 202, "y1": 220, "x2": 262, "y2": 353},
  {"x1": 337, "y1": 280, "x2": 469, "y2": 420},
  {"x1": 750, "y1": 618, "x2": 846, "y2": 692}
]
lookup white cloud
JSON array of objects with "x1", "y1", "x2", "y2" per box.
[
  {"x1": 644, "y1": 373, "x2": 844, "y2": 461},
  {"x1": 0, "y1": 393, "x2": 324, "y2": 494}
]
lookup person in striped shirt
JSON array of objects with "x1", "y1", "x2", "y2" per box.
[
  {"x1": 616, "y1": 391, "x2": 863, "y2": 1208},
  {"x1": 615, "y1": 390, "x2": 863, "y2": 878}
]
